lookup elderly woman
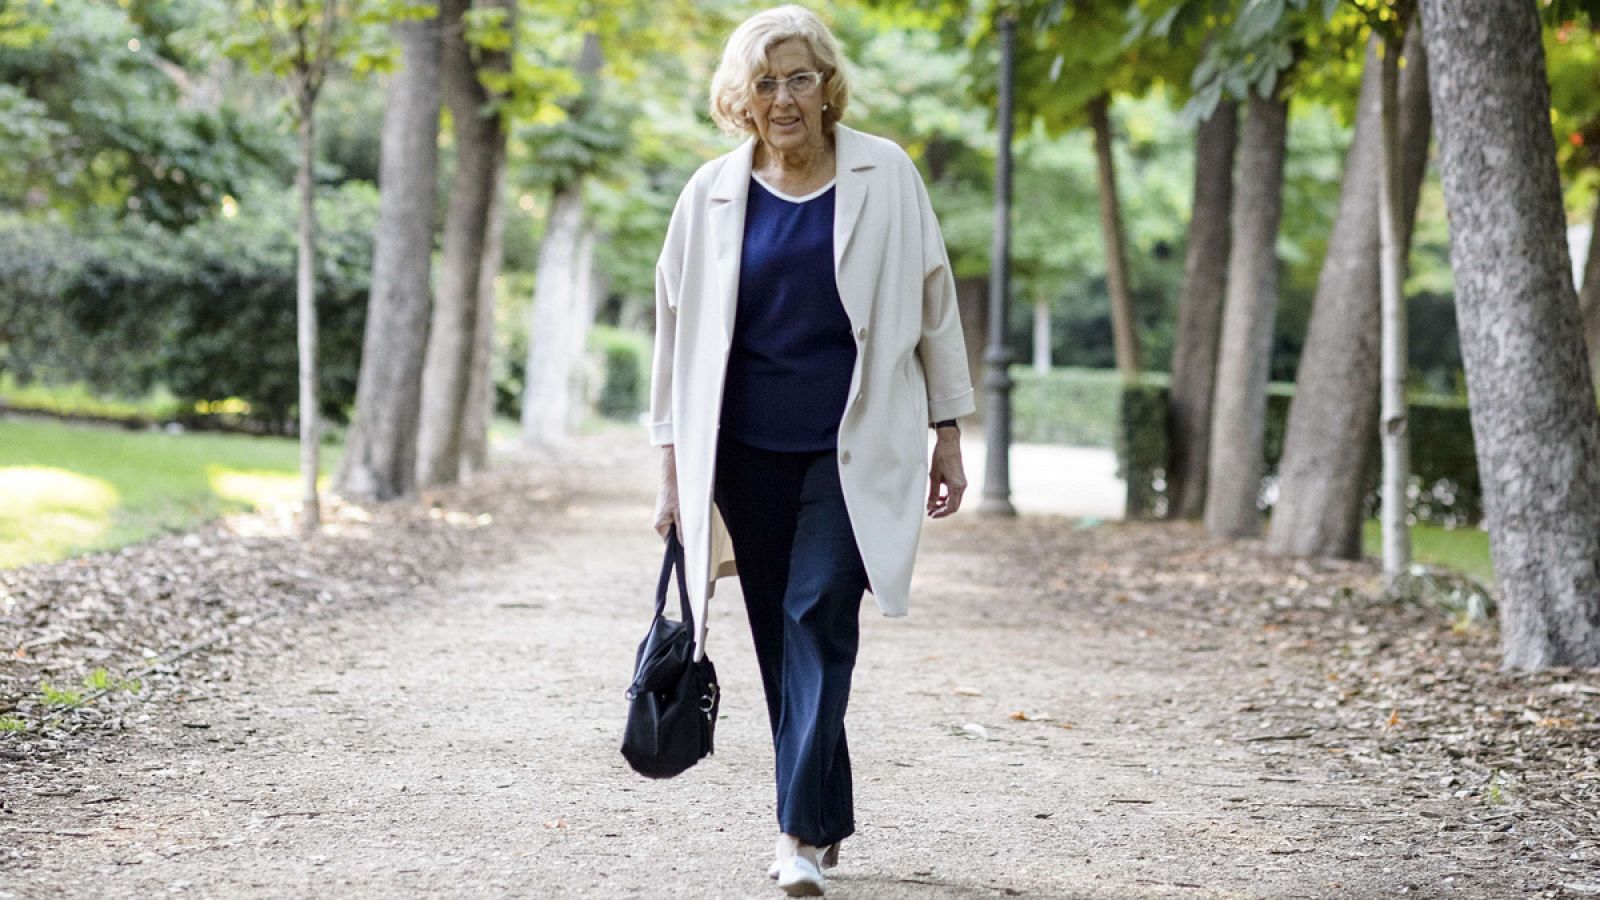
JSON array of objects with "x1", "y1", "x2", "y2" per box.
[{"x1": 649, "y1": 5, "x2": 974, "y2": 896}]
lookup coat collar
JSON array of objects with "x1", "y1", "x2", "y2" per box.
[
  {"x1": 707, "y1": 123, "x2": 877, "y2": 201},
  {"x1": 708, "y1": 125, "x2": 878, "y2": 338}
]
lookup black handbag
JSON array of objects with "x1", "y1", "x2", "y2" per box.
[{"x1": 620, "y1": 526, "x2": 720, "y2": 778}]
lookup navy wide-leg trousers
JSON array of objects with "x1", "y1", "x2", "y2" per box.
[{"x1": 713, "y1": 432, "x2": 867, "y2": 849}]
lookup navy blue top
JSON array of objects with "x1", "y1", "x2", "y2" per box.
[{"x1": 719, "y1": 176, "x2": 857, "y2": 452}]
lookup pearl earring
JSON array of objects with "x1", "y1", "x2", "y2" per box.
[{"x1": 823, "y1": 103, "x2": 830, "y2": 110}]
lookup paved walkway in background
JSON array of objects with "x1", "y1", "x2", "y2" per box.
[{"x1": 954, "y1": 438, "x2": 1125, "y2": 519}]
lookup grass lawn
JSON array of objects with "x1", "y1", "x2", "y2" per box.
[
  {"x1": 1361, "y1": 519, "x2": 1494, "y2": 585},
  {"x1": 0, "y1": 416, "x2": 339, "y2": 569}
]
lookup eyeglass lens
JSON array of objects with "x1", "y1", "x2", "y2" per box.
[{"x1": 756, "y1": 73, "x2": 819, "y2": 97}]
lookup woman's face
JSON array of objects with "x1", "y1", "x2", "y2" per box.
[{"x1": 750, "y1": 40, "x2": 826, "y2": 156}]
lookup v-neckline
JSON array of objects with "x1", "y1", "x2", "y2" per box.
[{"x1": 751, "y1": 171, "x2": 836, "y2": 204}]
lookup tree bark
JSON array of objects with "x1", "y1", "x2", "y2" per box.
[
  {"x1": 521, "y1": 31, "x2": 603, "y2": 448},
  {"x1": 1165, "y1": 101, "x2": 1238, "y2": 520},
  {"x1": 461, "y1": 155, "x2": 507, "y2": 475},
  {"x1": 417, "y1": 0, "x2": 508, "y2": 488},
  {"x1": 1421, "y1": 0, "x2": 1600, "y2": 669},
  {"x1": 521, "y1": 184, "x2": 586, "y2": 446},
  {"x1": 295, "y1": 90, "x2": 320, "y2": 536},
  {"x1": 335, "y1": 15, "x2": 443, "y2": 501},
  {"x1": 1377, "y1": 30, "x2": 1413, "y2": 580},
  {"x1": 1033, "y1": 297, "x2": 1050, "y2": 373},
  {"x1": 1204, "y1": 90, "x2": 1290, "y2": 539},
  {"x1": 1088, "y1": 94, "x2": 1141, "y2": 379},
  {"x1": 1580, "y1": 195, "x2": 1600, "y2": 385},
  {"x1": 566, "y1": 224, "x2": 599, "y2": 431},
  {"x1": 1267, "y1": 27, "x2": 1431, "y2": 558}
]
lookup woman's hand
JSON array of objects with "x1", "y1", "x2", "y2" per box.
[
  {"x1": 654, "y1": 445, "x2": 684, "y2": 540},
  {"x1": 926, "y1": 428, "x2": 967, "y2": 518}
]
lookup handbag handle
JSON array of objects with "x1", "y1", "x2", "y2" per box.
[{"x1": 655, "y1": 524, "x2": 694, "y2": 626}]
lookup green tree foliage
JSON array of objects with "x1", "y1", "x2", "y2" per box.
[
  {"x1": 839, "y1": 4, "x2": 1363, "y2": 373},
  {"x1": 1547, "y1": 19, "x2": 1600, "y2": 205},
  {"x1": 0, "y1": 0, "x2": 286, "y2": 227},
  {"x1": 211, "y1": 0, "x2": 429, "y2": 96},
  {"x1": 502, "y1": 0, "x2": 751, "y2": 291},
  {"x1": 1128, "y1": 0, "x2": 1378, "y2": 119}
]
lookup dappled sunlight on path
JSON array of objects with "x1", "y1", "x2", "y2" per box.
[{"x1": 1, "y1": 428, "x2": 1569, "y2": 898}]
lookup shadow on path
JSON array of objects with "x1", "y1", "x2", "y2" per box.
[{"x1": 0, "y1": 429, "x2": 1574, "y2": 898}]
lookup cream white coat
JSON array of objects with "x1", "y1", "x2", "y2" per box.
[{"x1": 649, "y1": 124, "x2": 976, "y2": 663}]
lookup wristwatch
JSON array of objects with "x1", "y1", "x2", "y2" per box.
[{"x1": 930, "y1": 419, "x2": 959, "y2": 431}]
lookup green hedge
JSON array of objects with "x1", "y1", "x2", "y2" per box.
[
  {"x1": 1118, "y1": 378, "x2": 1481, "y2": 525},
  {"x1": 0, "y1": 183, "x2": 376, "y2": 432},
  {"x1": 589, "y1": 325, "x2": 650, "y2": 420},
  {"x1": 1011, "y1": 366, "x2": 1129, "y2": 446}
]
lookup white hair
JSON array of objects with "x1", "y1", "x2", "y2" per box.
[{"x1": 708, "y1": 5, "x2": 851, "y2": 136}]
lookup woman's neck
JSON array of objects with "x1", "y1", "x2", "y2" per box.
[{"x1": 755, "y1": 135, "x2": 834, "y2": 182}]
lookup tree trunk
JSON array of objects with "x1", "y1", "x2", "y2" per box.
[
  {"x1": 335, "y1": 15, "x2": 443, "y2": 501},
  {"x1": 1377, "y1": 30, "x2": 1412, "y2": 580},
  {"x1": 417, "y1": 0, "x2": 507, "y2": 488},
  {"x1": 294, "y1": 90, "x2": 320, "y2": 536},
  {"x1": 521, "y1": 184, "x2": 586, "y2": 446},
  {"x1": 519, "y1": 31, "x2": 603, "y2": 448},
  {"x1": 1204, "y1": 91, "x2": 1289, "y2": 539},
  {"x1": 461, "y1": 155, "x2": 507, "y2": 475},
  {"x1": 1267, "y1": 27, "x2": 1431, "y2": 558},
  {"x1": 1033, "y1": 297, "x2": 1051, "y2": 373},
  {"x1": 1088, "y1": 94, "x2": 1141, "y2": 379},
  {"x1": 1165, "y1": 101, "x2": 1238, "y2": 520},
  {"x1": 1421, "y1": 0, "x2": 1600, "y2": 669},
  {"x1": 566, "y1": 224, "x2": 599, "y2": 432},
  {"x1": 1580, "y1": 195, "x2": 1600, "y2": 386}
]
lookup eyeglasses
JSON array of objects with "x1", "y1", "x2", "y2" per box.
[{"x1": 753, "y1": 71, "x2": 824, "y2": 99}]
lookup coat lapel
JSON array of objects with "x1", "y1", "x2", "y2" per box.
[
  {"x1": 832, "y1": 125, "x2": 874, "y2": 329},
  {"x1": 709, "y1": 138, "x2": 755, "y2": 342}
]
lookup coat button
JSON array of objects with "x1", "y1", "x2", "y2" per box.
[
  {"x1": 840, "y1": 450, "x2": 852, "y2": 464},
  {"x1": 856, "y1": 326, "x2": 867, "y2": 340}
]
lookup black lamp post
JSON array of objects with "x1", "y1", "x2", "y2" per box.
[{"x1": 980, "y1": 9, "x2": 1017, "y2": 517}]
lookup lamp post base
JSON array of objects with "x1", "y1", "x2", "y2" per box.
[{"x1": 978, "y1": 494, "x2": 1017, "y2": 517}]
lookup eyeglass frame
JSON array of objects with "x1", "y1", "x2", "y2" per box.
[{"x1": 752, "y1": 70, "x2": 825, "y2": 99}]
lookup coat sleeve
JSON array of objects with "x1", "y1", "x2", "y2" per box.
[
  {"x1": 912, "y1": 163, "x2": 978, "y2": 423},
  {"x1": 648, "y1": 181, "x2": 692, "y2": 448}
]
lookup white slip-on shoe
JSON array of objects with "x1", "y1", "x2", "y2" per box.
[
  {"x1": 769, "y1": 833, "x2": 793, "y2": 880},
  {"x1": 820, "y1": 841, "x2": 839, "y2": 869},
  {"x1": 772, "y1": 841, "x2": 837, "y2": 879},
  {"x1": 776, "y1": 855, "x2": 825, "y2": 896}
]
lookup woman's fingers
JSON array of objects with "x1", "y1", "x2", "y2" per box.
[
  {"x1": 927, "y1": 469, "x2": 966, "y2": 518},
  {"x1": 942, "y1": 474, "x2": 964, "y2": 515},
  {"x1": 929, "y1": 480, "x2": 962, "y2": 517},
  {"x1": 652, "y1": 508, "x2": 682, "y2": 541},
  {"x1": 927, "y1": 450, "x2": 967, "y2": 518}
]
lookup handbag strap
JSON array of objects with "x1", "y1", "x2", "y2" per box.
[{"x1": 654, "y1": 524, "x2": 694, "y2": 625}]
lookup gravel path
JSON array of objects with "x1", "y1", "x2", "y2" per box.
[{"x1": 1, "y1": 431, "x2": 1581, "y2": 898}]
